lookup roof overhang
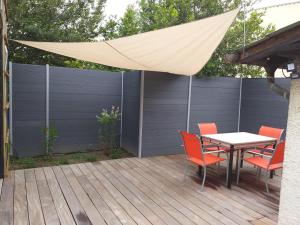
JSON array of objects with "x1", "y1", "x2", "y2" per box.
[{"x1": 226, "y1": 20, "x2": 300, "y2": 70}]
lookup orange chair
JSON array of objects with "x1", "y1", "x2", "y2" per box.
[
  {"x1": 179, "y1": 130, "x2": 228, "y2": 191},
  {"x1": 247, "y1": 125, "x2": 284, "y2": 156},
  {"x1": 198, "y1": 123, "x2": 229, "y2": 152},
  {"x1": 237, "y1": 141, "x2": 285, "y2": 193}
]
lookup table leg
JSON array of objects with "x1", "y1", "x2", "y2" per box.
[
  {"x1": 227, "y1": 145, "x2": 234, "y2": 189},
  {"x1": 235, "y1": 149, "x2": 240, "y2": 174}
]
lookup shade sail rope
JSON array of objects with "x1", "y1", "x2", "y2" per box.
[
  {"x1": 104, "y1": 41, "x2": 152, "y2": 70},
  {"x1": 12, "y1": 8, "x2": 239, "y2": 76}
]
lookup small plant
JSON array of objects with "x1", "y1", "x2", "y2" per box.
[
  {"x1": 44, "y1": 123, "x2": 58, "y2": 157},
  {"x1": 96, "y1": 106, "x2": 121, "y2": 155},
  {"x1": 57, "y1": 157, "x2": 69, "y2": 165},
  {"x1": 86, "y1": 155, "x2": 97, "y2": 162},
  {"x1": 111, "y1": 148, "x2": 122, "y2": 159}
]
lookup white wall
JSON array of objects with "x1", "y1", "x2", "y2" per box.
[{"x1": 278, "y1": 78, "x2": 300, "y2": 224}]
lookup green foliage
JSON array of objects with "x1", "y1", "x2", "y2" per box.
[
  {"x1": 8, "y1": 0, "x2": 106, "y2": 66},
  {"x1": 44, "y1": 123, "x2": 58, "y2": 156},
  {"x1": 86, "y1": 155, "x2": 97, "y2": 162},
  {"x1": 116, "y1": 0, "x2": 275, "y2": 77},
  {"x1": 11, "y1": 157, "x2": 37, "y2": 169},
  {"x1": 111, "y1": 148, "x2": 123, "y2": 159},
  {"x1": 97, "y1": 106, "x2": 121, "y2": 153},
  {"x1": 56, "y1": 157, "x2": 69, "y2": 165}
]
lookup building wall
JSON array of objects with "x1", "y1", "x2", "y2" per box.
[
  {"x1": 121, "y1": 71, "x2": 140, "y2": 155},
  {"x1": 240, "y1": 78, "x2": 290, "y2": 137}
]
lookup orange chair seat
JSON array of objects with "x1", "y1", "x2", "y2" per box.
[
  {"x1": 190, "y1": 154, "x2": 225, "y2": 166},
  {"x1": 244, "y1": 157, "x2": 283, "y2": 170}
]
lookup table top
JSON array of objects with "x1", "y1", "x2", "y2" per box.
[{"x1": 202, "y1": 132, "x2": 277, "y2": 147}]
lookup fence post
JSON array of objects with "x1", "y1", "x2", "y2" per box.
[
  {"x1": 120, "y1": 71, "x2": 124, "y2": 147},
  {"x1": 138, "y1": 71, "x2": 145, "y2": 158},
  {"x1": 237, "y1": 77, "x2": 243, "y2": 132},
  {"x1": 9, "y1": 62, "x2": 13, "y2": 155},
  {"x1": 186, "y1": 76, "x2": 192, "y2": 132},
  {"x1": 45, "y1": 64, "x2": 50, "y2": 153}
]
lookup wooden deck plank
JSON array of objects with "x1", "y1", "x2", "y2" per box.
[
  {"x1": 149, "y1": 155, "x2": 278, "y2": 223},
  {"x1": 14, "y1": 170, "x2": 29, "y2": 225},
  {"x1": 1, "y1": 155, "x2": 280, "y2": 225},
  {"x1": 91, "y1": 162, "x2": 153, "y2": 225},
  {"x1": 35, "y1": 168, "x2": 60, "y2": 225},
  {"x1": 152, "y1": 156, "x2": 262, "y2": 219},
  {"x1": 106, "y1": 160, "x2": 184, "y2": 225},
  {"x1": 135, "y1": 157, "x2": 256, "y2": 224},
  {"x1": 24, "y1": 169, "x2": 45, "y2": 225},
  {"x1": 61, "y1": 165, "x2": 107, "y2": 225},
  {"x1": 83, "y1": 163, "x2": 138, "y2": 225},
  {"x1": 132, "y1": 158, "x2": 250, "y2": 225},
  {"x1": 43, "y1": 167, "x2": 76, "y2": 225},
  {"x1": 117, "y1": 161, "x2": 197, "y2": 225},
  {"x1": 99, "y1": 161, "x2": 167, "y2": 225},
  {"x1": 51, "y1": 166, "x2": 92, "y2": 225},
  {"x1": 72, "y1": 163, "x2": 123, "y2": 225},
  {"x1": 114, "y1": 160, "x2": 200, "y2": 225},
  {"x1": 158, "y1": 155, "x2": 279, "y2": 220},
  {"x1": 0, "y1": 171, "x2": 15, "y2": 225}
]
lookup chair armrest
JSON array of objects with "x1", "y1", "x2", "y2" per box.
[
  {"x1": 256, "y1": 146, "x2": 275, "y2": 151},
  {"x1": 203, "y1": 150, "x2": 225, "y2": 154},
  {"x1": 203, "y1": 144, "x2": 220, "y2": 148},
  {"x1": 249, "y1": 152, "x2": 272, "y2": 158}
]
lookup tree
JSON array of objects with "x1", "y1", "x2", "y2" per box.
[
  {"x1": 8, "y1": 0, "x2": 106, "y2": 66},
  {"x1": 118, "y1": 0, "x2": 275, "y2": 77}
]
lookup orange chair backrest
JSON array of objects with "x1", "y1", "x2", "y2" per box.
[
  {"x1": 269, "y1": 141, "x2": 285, "y2": 166},
  {"x1": 198, "y1": 123, "x2": 217, "y2": 136},
  {"x1": 180, "y1": 131, "x2": 203, "y2": 160},
  {"x1": 259, "y1": 125, "x2": 284, "y2": 141}
]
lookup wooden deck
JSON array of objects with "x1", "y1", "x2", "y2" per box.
[{"x1": 0, "y1": 155, "x2": 280, "y2": 225}]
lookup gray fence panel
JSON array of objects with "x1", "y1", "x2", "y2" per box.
[
  {"x1": 240, "y1": 78, "x2": 290, "y2": 137},
  {"x1": 189, "y1": 77, "x2": 241, "y2": 135},
  {"x1": 141, "y1": 72, "x2": 189, "y2": 157},
  {"x1": 49, "y1": 66, "x2": 122, "y2": 153},
  {"x1": 121, "y1": 72, "x2": 140, "y2": 155},
  {"x1": 12, "y1": 63, "x2": 46, "y2": 157}
]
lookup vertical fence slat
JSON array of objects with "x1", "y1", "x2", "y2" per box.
[
  {"x1": 45, "y1": 64, "x2": 50, "y2": 153},
  {"x1": 138, "y1": 71, "x2": 144, "y2": 158},
  {"x1": 9, "y1": 61, "x2": 13, "y2": 155},
  {"x1": 120, "y1": 71, "x2": 124, "y2": 147},
  {"x1": 186, "y1": 76, "x2": 192, "y2": 132},
  {"x1": 237, "y1": 77, "x2": 243, "y2": 132}
]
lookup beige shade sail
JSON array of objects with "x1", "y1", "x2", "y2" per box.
[{"x1": 14, "y1": 9, "x2": 239, "y2": 76}]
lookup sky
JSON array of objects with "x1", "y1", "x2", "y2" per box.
[{"x1": 104, "y1": 0, "x2": 300, "y2": 18}]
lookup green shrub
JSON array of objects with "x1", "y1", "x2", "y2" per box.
[
  {"x1": 96, "y1": 106, "x2": 121, "y2": 155},
  {"x1": 86, "y1": 155, "x2": 97, "y2": 162},
  {"x1": 111, "y1": 148, "x2": 122, "y2": 159},
  {"x1": 57, "y1": 157, "x2": 69, "y2": 165}
]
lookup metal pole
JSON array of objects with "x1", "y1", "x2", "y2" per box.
[
  {"x1": 237, "y1": 77, "x2": 243, "y2": 132},
  {"x1": 9, "y1": 62, "x2": 13, "y2": 155},
  {"x1": 186, "y1": 76, "x2": 192, "y2": 132},
  {"x1": 138, "y1": 71, "x2": 144, "y2": 158},
  {"x1": 120, "y1": 71, "x2": 124, "y2": 147},
  {"x1": 45, "y1": 64, "x2": 50, "y2": 153}
]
